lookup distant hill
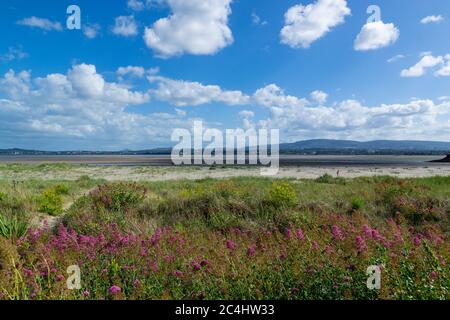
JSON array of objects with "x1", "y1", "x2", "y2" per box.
[
  {"x1": 279, "y1": 139, "x2": 450, "y2": 154},
  {"x1": 1, "y1": 140, "x2": 449, "y2": 156}
]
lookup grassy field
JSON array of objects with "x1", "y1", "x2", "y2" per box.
[{"x1": 0, "y1": 164, "x2": 449, "y2": 300}]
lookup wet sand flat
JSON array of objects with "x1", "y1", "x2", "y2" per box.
[{"x1": 0, "y1": 155, "x2": 449, "y2": 181}]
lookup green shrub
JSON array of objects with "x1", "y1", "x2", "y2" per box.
[
  {"x1": 54, "y1": 184, "x2": 69, "y2": 195},
  {"x1": 351, "y1": 197, "x2": 365, "y2": 211},
  {"x1": 266, "y1": 182, "x2": 297, "y2": 208},
  {"x1": 76, "y1": 175, "x2": 93, "y2": 188},
  {"x1": 0, "y1": 214, "x2": 28, "y2": 240},
  {"x1": 391, "y1": 195, "x2": 446, "y2": 225},
  {"x1": 315, "y1": 174, "x2": 345, "y2": 185},
  {"x1": 316, "y1": 173, "x2": 334, "y2": 183},
  {"x1": 90, "y1": 183, "x2": 147, "y2": 212},
  {"x1": 38, "y1": 189, "x2": 63, "y2": 216}
]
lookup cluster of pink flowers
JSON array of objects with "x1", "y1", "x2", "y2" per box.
[
  {"x1": 109, "y1": 285, "x2": 121, "y2": 295},
  {"x1": 11, "y1": 208, "x2": 448, "y2": 300},
  {"x1": 331, "y1": 225, "x2": 344, "y2": 241},
  {"x1": 247, "y1": 245, "x2": 257, "y2": 257},
  {"x1": 355, "y1": 236, "x2": 367, "y2": 252},
  {"x1": 296, "y1": 228, "x2": 305, "y2": 241},
  {"x1": 226, "y1": 240, "x2": 237, "y2": 251}
]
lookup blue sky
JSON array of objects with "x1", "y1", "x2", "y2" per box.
[{"x1": 0, "y1": 0, "x2": 450, "y2": 150}]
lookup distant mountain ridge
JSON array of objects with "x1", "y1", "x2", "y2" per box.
[
  {"x1": 279, "y1": 139, "x2": 450, "y2": 152},
  {"x1": 1, "y1": 139, "x2": 450, "y2": 155}
]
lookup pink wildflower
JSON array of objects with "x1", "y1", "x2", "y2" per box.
[
  {"x1": 226, "y1": 240, "x2": 236, "y2": 251},
  {"x1": 430, "y1": 271, "x2": 438, "y2": 280},
  {"x1": 200, "y1": 259, "x2": 210, "y2": 267},
  {"x1": 332, "y1": 225, "x2": 344, "y2": 240},
  {"x1": 109, "y1": 285, "x2": 121, "y2": 295},
  {"x1": 247, "y1": 245, "x2": 257, "y2": 257},
  {"x1": 413, "y1": 236, "x2": 422, "y2": 247},
  {"x1": 191, "y1": 260, "x2": 201, "y2": 271},
  {"x1": 296, "y1": 228, "x2": 305, "y2": 241},
  {"x1": 355, "y1": 236, "x2": 367, "y2": 252},
  {"x1": 362, "y1": 225, "x2": 372, "y2": 238},
  {"x1": 23, "y1": 268, "x2": 33, "y2": 277},
  {"x1": 174, "y1": 270, "x2": 183, "y2": 277},
  {"x1": 285, "y1": 228, "x2": 293, "y2": 240}
]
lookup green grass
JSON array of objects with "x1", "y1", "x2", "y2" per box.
[{"x1": 0, "y1": 214, "x2": 28, "y2": 240}]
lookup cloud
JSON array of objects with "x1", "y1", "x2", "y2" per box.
[
  {"x1": 401, "y1": 54, "x2": 444, "y2": 77},
  {"x1": 252, "y1": 86, "x2": 450, "y2": 142},
  {"x1": 420, "y1": 15, "x2": 444, "y2": 24},
  {"x1": 175, "y1": 108, "x2": 187, "y2": 116},
  {"x1": 1, "y1": 64, "x2": 450, "y2": 148},
  {"x1": 251, "y1": 12, "x2": 267, "y2": 26},
  {"x1": 310, "y1": 90, "x2": 328, "y2": 104},
  {"x1": 354, "y1": 21, "x2": 399, "y2": 51},
  {"x1": 148, "y1": 75, "x2": 250, "y2": 106},
  {"x1": 128, "y1": 0, "x2": 146, "y2": 11},
  {"x1": 128, "y1": 0, "x2": 165, "y2": 11},
  {"x1": 253, "y1": 84, "x2": 308, "y2": 108},
  {"x1": 117, "y1": 66, "x2": 147, "y2": 79},
  {"x1": 17, "y1": 16, "x2": 62, "y2": 32},
  {"x1": 144, "y1": 0, "x2": 233, "y2": 57},
  {"x1": 1, "y1": 47, "x2": 28, "y2": 62},
  {"x1": 112, "y1": 16, "x2": 138, "y2": 37},
  {"x1": 280, "y1": 0, "x2": 350, "y2": 49},
  {"x1": 436, "y1": 55, "x2": 450, "y2": 77},
  {"x1": 67, "y1": 64, "x2": 106, "y2": 98},
  {"x1": 0, "y1": 65, "x2": 197, "y2": 150},
  {"x1": 239, "y1": 110, "x2": 255, "y2": 118},
  {"x1": 387, "y1": 54, "x2": 405, "y2": 63},
  {"x1": 83, "y1": 23, "x2": 101, "y2": 39}
]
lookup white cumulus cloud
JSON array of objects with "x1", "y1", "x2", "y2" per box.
[
  {"x1": 253, "y1": 84, "x2": 308, "y2": 108},
  {"x1": 280, "y1": 0, "x2": 350, "y2": 49},
  {"x1": 144, "y1": 0, "x2": 233, "y2": 58},
  {"x1": 401, "y1": 54, "x2": 444, "y2": 77},
  {"x1": 117, "y1": 66, "x2": 146, "y2": 78},
  {"x1": 148, "y1": 75, "x2": 249, "y2": 106},
  {"x1": 354, "y1": 21, "x2": 399, "y2": 51},
  {"x1": 83, "y1": 23, "x2": 101, "y2": 39},
  {"x1": 112, "y1": 16, "x2": 138, "y2": 37},
  {"x1": 0, "y1": 64, "x2": 195, "y2": 150},
  {"x1": 436, "y1": 55, "x2": 450, "y2": 77},
  {"x1": 310, "y1": 90, "x2": 328, "y2": 104}
]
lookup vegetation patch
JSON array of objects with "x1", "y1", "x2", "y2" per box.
[{"x1": 0, "y1": 173, "x2": 448, "y2": 300}]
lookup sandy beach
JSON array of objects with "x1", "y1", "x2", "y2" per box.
[{"x1": 0, "y1": 164, "x2": 449, "y2": 181}]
